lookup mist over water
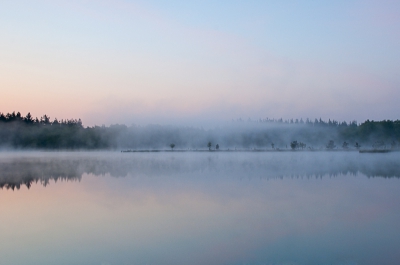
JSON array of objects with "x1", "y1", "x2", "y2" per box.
[
  {"x1": 2, "y1": 0, "x2": 400, "y2": 263},
  {"x1": 1, "y1": 151, "x2": 400, "y2": 190},
  {"x1": 1, "y1": 151, "x2": 400, "y2": 265}
]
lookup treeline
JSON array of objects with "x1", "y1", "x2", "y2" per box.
[
  {"x1": 0, "y1": 111, "x2": 399, "y2": 150},
  {"x1": 0, "y1": 112, "x2": 118, "y2": 149},
  {"x1": 238, "y1": 117, "x2": 358, "y2": 127}
]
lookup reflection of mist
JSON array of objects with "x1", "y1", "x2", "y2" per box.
[{"x1": 1, "y1": 152, "x2": 400, "y2": 190}]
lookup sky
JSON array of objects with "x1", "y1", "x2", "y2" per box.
[{"x1": 1, "y1": 0, "x2": 399, "y2": 127}]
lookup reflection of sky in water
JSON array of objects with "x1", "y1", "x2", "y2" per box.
[{"x1": 1, "y1": 152, "x2": 400, "y2": 265}]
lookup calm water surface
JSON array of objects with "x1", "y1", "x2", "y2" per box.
[{"x1": 1, "y1": 151, "x2": 400, "y2": 265}]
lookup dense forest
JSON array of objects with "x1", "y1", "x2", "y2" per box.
[{"x1": 0, "y1": 111, "x2": 399, "y2": 150}]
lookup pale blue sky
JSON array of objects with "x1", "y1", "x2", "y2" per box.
[{"x1": 1, "y1": 0, "x2": 399, "y2": 126}]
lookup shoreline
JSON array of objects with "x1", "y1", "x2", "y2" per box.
[{"x1": 121, "y1": 149, "x2": 398, "y2": 153}]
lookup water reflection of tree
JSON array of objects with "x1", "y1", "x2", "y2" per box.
[
  {"x1": 1, "y1": 154, "x2": 400, "y2": 190},
  {"x1": 0, "y1": 160, "x2": 82, "y2": 190}
]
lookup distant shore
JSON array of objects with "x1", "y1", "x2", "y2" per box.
[{"x1": 121, "y1": 149, "x2": 398, "y2": 153}]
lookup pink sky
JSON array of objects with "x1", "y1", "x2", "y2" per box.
[{"x1": 1, "y1": 0, "x2": 399, "y2": 126}]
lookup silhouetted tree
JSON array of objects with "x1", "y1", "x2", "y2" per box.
[
  {"x1": 52, "y1": 118, "x2": 60, "y2": 126},
  {"x1": 326, "y1": 140, "x2": 336, "y2": 150},
  {"x1": 24, "y1": 112, "x2": 34, "y2": 124},
  {"x1": 170, "y1": 143, "x2": 175, "y2": 150},
  {"x1": 299, "y1": 142, "x2": 306, "y2": 149},
  {"x1": 207, "y1": 142, "x2": 212, "y2": 150},
  {"x1": 41, "y1": 115, "x2": 50, "y2": 125},
  {"x1": 290, "y1": 141, "x2": 298, "y2": 150},
  {"x1": 342, "y1": 142, "x2": 349, "y2": 149},
  {"x1": 216, "y1": 144, "x2": 219, "y2": 150}
]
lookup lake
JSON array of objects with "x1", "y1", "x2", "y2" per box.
[{"x1": 1, "y1": 151, "x2": 400, "y2": 265}]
